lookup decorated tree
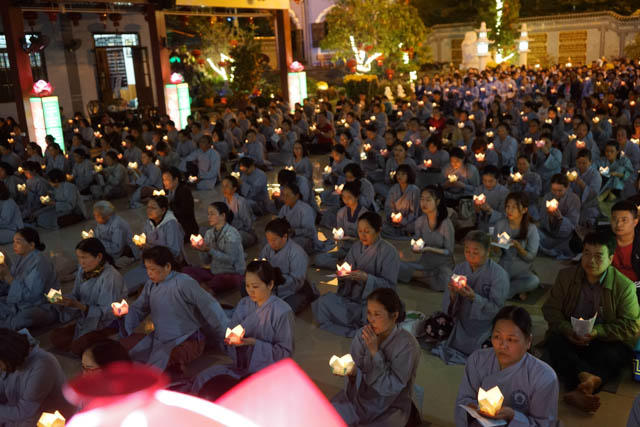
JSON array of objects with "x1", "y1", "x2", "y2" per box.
[
  {"x1": 320, "y1": 0, "x2": 431, "y2": 75},
  {"x1": 228, "y1": 32, "x2": 268, "y2": 100},
  {"x1": 476, "y1": 0, "x2": 521, "y2": 59}
]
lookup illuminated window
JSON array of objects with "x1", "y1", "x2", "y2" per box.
[{"x1": 0, "y1": 34, "x2": 48, "y2": 102}]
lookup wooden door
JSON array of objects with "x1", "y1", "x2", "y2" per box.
[
  {"x1": 94, "y1": 47, "x2": 112, "y2": 102},
  {"x1": 131, "y1": 47, "x2": 153, "y2": 108}
]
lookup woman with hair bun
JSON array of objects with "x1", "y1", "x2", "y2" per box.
[
  {"x1": 50, "y1": 238, "x2": 125, "y2": 356},
  {"x1": 331, "y1": 287, "x2": 420, "y2": 427},
  {"x1": 191, "y1": 259, "x2": 294, "y2": 399},
  {"x1": 0, "y1": 228, "x2": 59, "y2": 330}
]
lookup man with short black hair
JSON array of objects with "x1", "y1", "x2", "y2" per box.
[{"x1": 542, "y1": 232, "x2": 640, "y2": 413}]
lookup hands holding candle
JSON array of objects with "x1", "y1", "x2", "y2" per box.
[
  {"x1": 190, "y1": 234, "x2": 205, "y2": 249},
  {"x1": 81, "y1": 229, "x2": 94, "y2": 239},
  {"x1": 334, "y1": 184, "x2": 343, "y2": 195},
  {"x1": 423, "y1": 159, "x2": 432, "y2": 168},
  {"x1": 132, "y1": 233, "x2": 146, "y2": 247},
  {"x1": 111, "y1": 299, "x2": 129, "y2": 316},
  {"x1": 411, "y1": 238, "x2": 425, "y2": 251},
  {"x1": 390, "y1": 212, "x2": 403, "y2": 224},
  {"x1": 566, "y1": 170, "x2": 578, "y2": 182},
  {"x1": 477, "y1": 386, "x2": 505, "y2": 418},
  {"x1": 332, "y1": 227, "x2": 344, "y2": 240},
  {"x1": 473, "y1": 194, "x2": 486, "y2": 206},
  {"x1": 225, "y1": 325, "x2": 254, "y2": 346}
]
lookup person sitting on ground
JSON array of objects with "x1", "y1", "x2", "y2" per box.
[
  {"x1": 455, "y1": 306, "x2": 559, "y2": 426},
  {"x1": 331, "y1": 288, "x2": 420, "y2": 427},
  {"x1": 538, "y1": 173, "x2": 581, "y2": 260},
  {"x1": 0, "y1": 328, "x2": 74, "y2": 425},
  {"x1": 473, "y1": 165, "x2": 509, "y2": 232},
  {"x1": 51, "y1": 238, "x2": 125, "y2": 356},
  {"x1": 162, "y1": 167, "x2": 199, "y2": 241},
  {"x1": 609, "y1": 200, "x2": 640, "y2": 287},
  {"x1": 430, "y1": 230, "x2": 509, "y2": 365},
  {"x1": 542, "y1": 232, "x2": 640, "y2": 413}
]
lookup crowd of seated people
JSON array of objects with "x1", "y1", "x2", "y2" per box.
[{"x1": 3, "y1": 57, "x2": 640, "y2": 426}]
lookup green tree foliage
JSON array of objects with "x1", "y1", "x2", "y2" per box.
[
  {"x1": 229, "y1": 32, "x2": 267, "y2": 99},
  {"x1": 475, "y1": 0, "x2": 521, "y2": 55},
  {"x1": 320, "y1": 0, "x2": 431, "y2": 71}
]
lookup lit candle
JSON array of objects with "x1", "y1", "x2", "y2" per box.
[
  {"x1": 190, "y1": 234, "x2": 204, "y2": 248},
  {"x1": 592, "y1": 116, "x2": 600, "y2": 124},
  {"x1": 96, "y1": 157, "x2": 103, "y2": 164},
  {"x1": 40, "y1": 195, "x2": 51, "y2": 204},
  {"x1": 566, "y1": 170, "x2": 578, "y2": 181},
  {"x1": 332, "y1": 227, "x2": 344, "y2": 240},
  {"x1": 0, "y1": 252, "x2": 4, "y2": 264},
  {"x1": 510, "y1": 172, "x2": 523, "y2": 182},
  {"x1": 429, "y1": 126, "x2": 436, "y2": 132},
  {"x1": 127, "y1": 162, "x2": 138, "y2": 169},
  {"x1": 111, "y1": 299, "x2": 129, "y2": 316},
  {"x1": 231, "y1": 171, "x2": 241, "y2": 179},
  {"x1": 451, "y1": 274, "x2": 467, "y2": 288},
  {"x1": 599, "y1": 166, "x2": 609, "y2": 176},
  {"x1": 329, "y1": 354, "x2": 355, "y2": 376},
  {"x1": 473, "y1": 194, "x2": 486, "y2": 205},
  {"x1": 389, "y1": 170, "x2": 396, "y2": 180},
  {"x1": 535, "y1": 139, "x2": 546, "y2": 148},
  {"x1": 336, "y1": 262, "x2": 352, "y2": 277},
  {"x1": 145, "y1": 145, "x2": 153, "y2": 151},
  {"x1": 523, "y1": 137, "x2": 533, "y2": 144},
  {"x1": 478, "y1": 386, "x2": 504, "y2": 417},
  {"x1": 545, "y1": 118, "x2": 553, "y2": 124},
  {"x1": 17, "y1": 183, "x2": 26, "y2": 192},
  {"x1": 66, "y1": 174, "x2": 73, "y2": 181},
  {"x1": 575, "y1": 140, "x2": 586, "y2": 149},
  {"x1": 155, "y1": 159, "x2": 160, "y2": 166},
  {"x1": 360, "y1": 152, "x2": 367, "y2": 161},
  {"x1": 411, "y1": 238, "x2": 425, "y2": 251},
  {"x1": 188, "y1": 175, "x2": 198, "y2": 183},
  {"x1": 448, "y1": 174, "x2": 458, "y2": 183},
  {"x1": 152, "y1": 189, "x2": 166, "y2": 196},
  {"x1": 323, "y1": 165, "x2": 332, "y2": 174},
  {"x1": 81, "y1": 229, "x2": 94, "y2": 239},
  {"x1": 568, "y1": 133, "x2": 577, "y2": 140},
  {"x1": 486, "y1": 142, "x2": 494, "y2": 150},
  {"x1": 475, "y1": 152, "x2": 486, "y2": 162},
  {"x1": 45, "y1": 288, "x2": 63, "y2": 304},
  {"x1": 380, "y1": 149, "x2": 389, "y2": 157},
  {"x1": 93, "y1": 165, "x2": 103, "y2": 173},
  {"x1": 564, "y1": 117, "x2": 572, "y2": 123},
  {"x1": 363, "y1": 143, "x2": 372, "y2": 152},
  {"x1": 497, "y1": 232, "x2": 511, "y2": 245},
  {"x1": 390, "y1": 212, "x2": 403, "y2": 223},
  {"x1": 457, "y1": 122, "x2": 465, "y2": 129},
  {"x1": 423, "y1": 159, "x2": 432, "y2": 168},
  {"x1": 334, "y1": 184, "x2": 344, "y2": 194},
  {"x1": 485, "y1": 131, "x2": 494, "y2": 138},
  {"x1": 546, "y1": 198, "x2": 559, "y2": 212},
  {"x1": 37, "y1": 410, "x2": 66, "y2": 427},
  {"x1": 225, "y1": 324, "x2": 245, "y2": 345},
  {"x1": 132, "y1": 233, "x2": 146, "y2": 246}
]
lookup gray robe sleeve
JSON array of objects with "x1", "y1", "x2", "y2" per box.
[
  {"x1": 469, "y1": 264, "x2": 508, "y2": 321},
  {"x1": 249, "y1": 308, "x2": 294, "y2": 372}
]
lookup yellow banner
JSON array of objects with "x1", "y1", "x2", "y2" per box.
[{"x1": 176, "y1": 0, "x2": 288, "y2": 9}]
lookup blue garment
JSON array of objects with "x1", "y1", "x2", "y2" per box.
[
  {"x1": 196, "y1": 148, "x2": 220, "y2": 190},
  {"x1": 456, "y1": 349, "x2": 559, "y2": 427},
  {"x1": 95, "y1": 214, "x2": 140, "y2": 260},
  {"x1": 332, "y1": 325, "x2": 420, "y2": 427},
  {"x1": 260, "y1": 239, "x2": 308, "y2": 301},
  {"x1": 202, "y1": 223, "x2": 245, "y2": 275},
  {"x1": 0, "y1": 199, "x2": 23, "y2": 244},
  {"x1": 71, "y1": 160, "x2": 95, "y2": 191},
  {"x1": 494, "y1": 219, "x2": 540, "y2": 298},
  {"x1": 190, "y1": 295, "x2": 294, "y2": 391},
  {"x1": 0, "y1": 250, "x2": 59, "y2": 330},
  {"x1": 57, "y1": 263, "x2": 125, "y2": 339},
  {"x1": 123, "y1": 271, "x2": 228, "y2": 370}
]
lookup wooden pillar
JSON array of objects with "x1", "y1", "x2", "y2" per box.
[
  {"x1": 147, "y1": 5, "x2": 170, "y2": 115},
  {"x1": 275, "y1": 9, "x2": 293, "y2": 102},
  {"x1": 2, "y1": 6, "x2": 34, "y2": 139}
]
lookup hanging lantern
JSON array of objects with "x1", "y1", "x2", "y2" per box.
[
  {"x1": 47, "y1": 12, "x2": 58, "y2": 23},
  {"x1": 67, "y1": 12, "x2": 82, "y2": 26},
  {"x1": 346, "y1": 58, "x2": 357, "y2": 73},
  {"x1": 191, "y1": 49, "x2": 201, "y2": 58},
  {"x1": 108, "y1": 13, "x2": 122, "y2": 28},
  {"x1": 32, "y1": 80, "x2": 53, "y2": 96},
  {"x1": 98, "y1": 13, "x2": 108, "y2": 29},
  {"x1": 385, "y1": 68, "x2": 395, "y2": 80},
  {"x1": 23, "y1": 11, "x2": 38, "y2": 27},
  {"x1": 376, "y1": 54, "x2": 385, "y2": 67}
]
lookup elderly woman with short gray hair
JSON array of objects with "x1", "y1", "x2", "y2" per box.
[{"x1": 93, "y1": 200, "x2": 139, "y2": 267}]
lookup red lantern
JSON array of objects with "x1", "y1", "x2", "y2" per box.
[
  {"x1": 385, "y1": 68, "x2": 395, "y2": 80},
  {"x1": 108, "y1": 13, "x2": 122, "y2": 28},
  {"x1": 191, "y1": 49, "x2": 201, "y2": 58},
  {"x1": 229, "y1": 39, "x2": 238, "y2": 48},
  {"x1": 197, "y1": 58, "x2": 205, "y2": 65},
  {"x1": 67, "y1": 12, "x2": 82, "y2": 26},
  {"x1": 23, "y1": 11, "x2": 38, "y2": 27},
  {"x1": 376, "y1": 54, "x2": 385, "y2": 67},
  {"x1": 346, "y1": 59, "x2": 357, "y2": 69}
]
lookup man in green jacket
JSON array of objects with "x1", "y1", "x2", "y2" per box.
[{"x1": 542, "y1": 232, "x2": 640, "y2": 414}]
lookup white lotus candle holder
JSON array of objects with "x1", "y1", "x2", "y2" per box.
[
  {"x1": 486, "y1": 131, "x2": 494, "y2": 138},
  {"x1": 329, "y1": 354, "x2": 355, "y2": 376},
  {"x1": 451, "y1": 274, "x2": 467, "y2": 288},
  {"x1": 510, "y1": 172, "x2": 523, "y2": 182},
  {"x1": 575, "y1": 140, "x2": 586, "y2": 149},
  {"x1": 337, "y1": 262, "x2": 352, "y2": 277},
  {"x1": 323, "y1": 166, "x2": 332, "y2": 174},
  {"x1": 566, "y1": 170, "x2": 578, "y2": 181},
  {"x1": 37, "y1": 410, "x2": 66, "y2": 427},
  {"x1": 127, "y1": 162, "x2": 138, "y2": 169},
  {"x1": 94, "y1": 165, "x2": 103, "y2": 173},
  {"x1": 132, "y1": 233, "x2": 146, "y2": 246},
  {"x1": 40, "y1": 195, "x2": 51, "y2": 204},
  {"x1": 478, "y1": 386, "x2": 504, "y2": 417},
  {"x1": 231, "y1": 171, "x2": 241, "y2": 179},
  {"x1": 390, "y1": 212, "x2": 403, "y2": 223},
  {"x1": 45, "y1": 288, "x2": 63, "y2": 304},
  {"x1": 17, "y1": 184, "x2": 26, "y2": 192},
  {"x1": 188, "y1": 175, "x2": 198, "y2": 183},
  {"x1": 423, "y1": 159, "x2": 432, "y2": 168},
  {"x1": 334, "y1": 184, "x2": 343, "y2": 194},
  {"x1": 448, "y1": 174, "x2": 458, "y2": 183},
  {"x1": 473, "y1": 194, "x2": 486, "y2": 205},
  {"x1": 497, "y1": 232, "x2": 510, "y2": 245},
  {"x1": 111, "y1": 299, "x2": 129, "y2": 316},
  {"x1": 363, "y1": 143, "x2": 372, "y2": 152},
  {"x1": 225, "y1": 324, "x2": 245, "y2": 344},
  {"x1": 599, "y1": 166, "x2": 610, "y2": 176},
  {"x1": 546, "y1": 199, "x2": 559, "y2": 212},
  {"x1": 190, "y1": 234, "x2": 204, "y2": 248},
  {"x1": 523, "y1": 137, "x2": 533, "y2": 145},
  {"x1": 81, "y1": 229, "x2": 94, "y2": 239},
  {"x1": 411, "y1": 238, "x2": 425, "y2": 251},
  {"x1": 380, "y1": 149, "x2": 389, "y2": 157},
  {"x1": 332, "y1": 228, "x2": 344, "y2": 240},
  {"x1": 475, "y1": 152, "x2": 486, "y2": 162},
  {"x1": 152, "y1": 189, "x2": 166, "y2": 196}
]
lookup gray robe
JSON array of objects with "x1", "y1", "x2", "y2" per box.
[
  {"x1": 123, "y1": 271, "x2": 227, "y2": 370},
  {"x1": 433, "y1": 259, "x2": 509, "y2": 364},
  {"x1": 332, "y1": 326, "x2": 420, "y2": 427},
  {"x1": 456, "y1": 349, "x2": 559, "y2": 427}
]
